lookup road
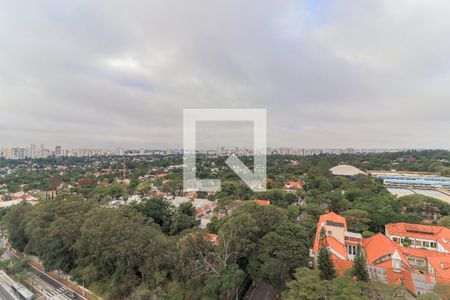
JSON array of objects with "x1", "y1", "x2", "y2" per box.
[
  {"x1": 0, "y1": 284, "x2": 15, "y2": 300},
  {"x1": 0, "y1": 271, "x2": 18, "y2": 300},
  {"x1": 244, "y1": 281, "x2": 279, "y2": 300},
  {"x1": 28, "y1": 263, "x2": 78, "y2": 299},
  {"x1": 2, "y1": 245, "x2": 86, "y2": 300}
]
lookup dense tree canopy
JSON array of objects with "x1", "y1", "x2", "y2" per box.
[
  {"x1": 1, "y1": 150, "x2": 450, "y2": 299},
  {"x1": 283, "y1": 268, "x2": 403, "y2": 300}
]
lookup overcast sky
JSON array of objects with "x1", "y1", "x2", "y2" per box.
[{"x1": 1, "y1": 0, "x2": 450, "y2": 149}]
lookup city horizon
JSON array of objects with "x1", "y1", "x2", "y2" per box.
[
  {"x1": 1, "y1": 143, "x2": 450, "y2": 151},
  {"x1": 1, "y1": 142, "x2": 449, "y2": 160}
]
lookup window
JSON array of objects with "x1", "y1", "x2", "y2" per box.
[
  {"x1": 348, "y1": 246, "x2": 355, "y2": 255},
  {"x1": 431, "y1": 242, "x2": 437, "y2": 248},
  {"x1": 393, "y1": 260, "x2": 401, "y2": 272},
  {"x1": 393, "y1": 237, "x2": 399, "y2": 243},
  {"x1": 327, "y1": 230, "x2": 332, "y2": 235},
  {"x1": 423, "y1": 241, "x2": 430, "y2": 247},
  {"x1": 416, "y1": 241, "x2": 423, "y2": 247}
]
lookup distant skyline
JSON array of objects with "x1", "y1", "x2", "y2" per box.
[
  {"x1": 2, "y1": 143, "x2": 440, "y2": 161},
  {"x1": 1, "y1": 1, "x2": 450, "y2": 149},
  {"x1": 0, "y1": 143, "x2": 444, "y2": 152}
]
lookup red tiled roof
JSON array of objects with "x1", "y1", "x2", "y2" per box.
[
  {"x1": 428, "y1": 256, "x2": 450, "y2": 278},
  {"x1": 363, "y1": 233, "x2": 411, "y2": 268},
  {"x1": 386, "y1": 223, "x2": 443, "y2": 237},
  {"x1": 319, "y1": 212, "x2": 347, "y2": 228},
  {"x1": 255, "y1": 199, "x2": 270, "y2": 206},
  {"x1": 400, "y1": 246, "x2": 450, "y2": 259},
  {"x1": 386, "y1": 222, "x2": 450, "y2": 252},
  {"x1": 284, "y1": 181, "x2": 303, "y2": 190},
  {"x1": 435, "y1": 276, "x2": 450, "y2": 286},
  {"x1": 311, "y1": 212, "x2": 450, "y2": 296},
  {"x1": 385, "y1": 268, "x2": 416, "y2": 295},
  {"x1": 205, "y1": 233, "x2": 219, "y2": 245},
  {"x1": 332, "y1": 254, "x2": 353, "y2": 275},
  {"x1": 312, "y1": 212, "x2": 348, "y2": 254},
  {"x1": 327, "y1": 236, "x2": 348, "y2": 259}
]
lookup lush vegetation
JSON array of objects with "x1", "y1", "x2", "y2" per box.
[
  {"x1": 0, "y1": 258, "x2": 30, "y2": 283},
  {"x1": 0, "y1": 150, "x2": 449, "y2": 299},
  {"x1": 283, "y1": 268, "x2": 404, "y2": 300},
  {"x1": 1, "y1": 199, "x2": 309, "y2": 299}
]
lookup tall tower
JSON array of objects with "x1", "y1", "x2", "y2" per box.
[
  {"x1": 40, "y1": 144, "x2": 45, "y2": 158},
  {"x1": 31, "y1": 144, "x2": 37, "y2": 159},
  {"x1": 55, "y1": 146, "x2": 62, "y2": 157}
]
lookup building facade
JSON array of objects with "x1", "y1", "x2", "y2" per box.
[{"x1": 310, "y1": 212, "x2": 450, "y2": 297}]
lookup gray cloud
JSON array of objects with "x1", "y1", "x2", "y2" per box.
[{"x1": 1, "y1": 0, "x2": 449, "y2": 149}]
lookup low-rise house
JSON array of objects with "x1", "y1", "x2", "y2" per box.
[
  {"x1": 283, "y1": 181, "x2": 303, "y2": 192},
  {"x1": 127, "y1": 194, "x2": 142, "y2": 204},
  {"x1": 166, "y1": 196, "x2": 219, "y2": 228},
  {"x1": 108, "y1": 199, "x2": 126, "y2": 208},
  {"x1": 205, "y1": 233, "x2": 219, "y2": 246},
  {"x1": 255, "y1": 199, "x2": 270, "y2": 206},
  {"x1": 11, "y1": 191, "x2": 25, "y2": 200}
]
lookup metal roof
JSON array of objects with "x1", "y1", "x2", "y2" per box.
[{"x1": 12, "y1": 282, "x2": 34, "y2": 300}]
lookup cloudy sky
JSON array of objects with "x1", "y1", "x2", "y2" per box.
[{"x1": 1, "y1": 0, "x2": 450, "y2": 149}]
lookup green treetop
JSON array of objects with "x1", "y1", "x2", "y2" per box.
[
  {"x1": 352, "y1": 244, "x2": 369, "y2": 282},
  {"x1": 318, "y1": 227, "x2": 336, "y2": 280}
]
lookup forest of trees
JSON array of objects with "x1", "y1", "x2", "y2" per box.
[
  {"x1": 1, "y1": 198, "x2": 310, "y2": 299},
  {"x1": 1, "y1": 150, "x2": 450, "y2": 299}
]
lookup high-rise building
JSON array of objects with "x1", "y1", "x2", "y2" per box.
[
  {"x1": 31, "y1": 144, "x2": 37, "y2": 159},
  {"x1": 0, "y1": 148, "x2": 8, "y2": 159},
  {"x1": 11, "y1": 148, "x2": 26, "y2": 160},
  {"x1": 55, "y1": 146, "x2": 62, "y2": 157},
  {"x1": 115, "y1": 147, "x2": 125, "y2": 156},
  {"x1": 39, "y1": 144, "x2": 45, "y2": 158}
]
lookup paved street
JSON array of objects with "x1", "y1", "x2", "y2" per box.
[
  {"x1": 0, "y1": 271, "x2": 17, "y2": 300},
  {"x1": 0, "y1": 284, "x2": 15, "y2": 300},
  {"x1": 1, "y1": 238, "x2": 87, "y2": 300},
  {"x1": 243, "y1": 281, "x2": 279, "y2": 300},
  {"x1": 27, "y1": 264, "x2": 76, "y2": 299}
]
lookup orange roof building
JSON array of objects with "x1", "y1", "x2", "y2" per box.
[
  {"x1": 255, "y1": 199, "x2": 270, "y2": 206},
  {"x1": 385, "y1": 222, "x2": 450, "y2": 253},
  {"x1": 363, "y1": 233, "x2": 411, "y2": 268},
  {"x1": 205, "y1": 233, "x2": 219, "y2": 246},
  {"x1": 311, "y1": 212, "x2": 362, "y2": 276},
  {"x1": 311, "y1": 212, "x2": 450, "y2": 297},
  {"x1": 283, "y1": 181, "x2": 303, "y2": 191}
]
